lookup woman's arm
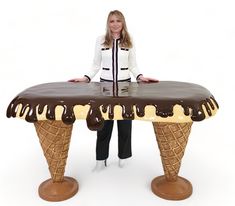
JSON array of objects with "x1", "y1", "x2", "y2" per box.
[{"x1": 85, "y1": 36, "x2": 103, "y2": 80}]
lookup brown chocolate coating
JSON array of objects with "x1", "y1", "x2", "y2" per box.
[{"x1": 6, "y1": 81, "x2": 219, "y2": 130}]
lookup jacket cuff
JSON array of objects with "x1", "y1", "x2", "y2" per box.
[
  {"x1": 136, "y1": 74, "x2": 143, "y2": 80},
  {"x1": 84, "y1": 75, "x2": 91, "y2": 82}
]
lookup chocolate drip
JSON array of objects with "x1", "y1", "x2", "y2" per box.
[
  {"x1": 38, "y1": 104, "x2": 45, "y2": 114},
  {"x1": 191, "y1": 104, "x2": 205, "y2": 121},
  {"x1": 7, "y1": 97, "x2": 19, "y2": 118},
  {"x1": 20, "y1": 103, "x2": 30, "y2": 117},
  {"x1": 203, "y1": 100, "x2": 212, "y2": 116},
  {"x1": 6, "y1": 81, "x2": 219, "y2": 130},
  {"x1": 135, "y1": 104, "x2": 145, "y2": 117},
  {"x1": 207, "y1": 98, "x2": 215, "y2": 110},
  {"x1": 108, "y1": 106, "x2": 114, "y2": 119},
  {"x1": 101, "y1": 104, "x2": 108, "y2": 113},
  {"x1": 211, "y1": 96, "x2": 219, "y2": 109},
  {"x1": 182, "y1": 105, "x2": 190, "y2": 116},
  {"x1": 156, "y1": 104, "x2": 174, "y2": 117},
  {"x1": 62, "y1": 104, "x2": 76, "y2": 124},
  {"x1": 121, "y1": 104, "x2": 134, "y2": 119},
  {"x1": 25, "y1": 105, "x2": 38, "y2": 123},
  {"x1": 86, "y1": 104, "x2": 104, "y2": 131},
  {"x1": 46, "y1": 105, "x2": 56, "y2": 120}
]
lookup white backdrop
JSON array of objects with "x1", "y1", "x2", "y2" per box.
[{"x1": 0, "y1": 0, "x2": 234, "y2": 206}]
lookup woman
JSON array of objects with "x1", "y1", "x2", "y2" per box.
[{"x1": 69, "y1": 10, "x2": 158, "y2": 171}]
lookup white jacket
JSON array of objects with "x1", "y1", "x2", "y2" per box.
[{"x1": 85, "y1": 35, "x2": 142, "y2": 82}]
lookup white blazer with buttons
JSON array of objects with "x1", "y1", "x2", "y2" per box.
[{"x1": 85, "y1": 35, "x2": 142, "y2": 82}]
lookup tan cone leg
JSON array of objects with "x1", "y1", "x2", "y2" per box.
[
  {"x1": 152, "y1": 122, "x2": 193, "y2": 200},
  {"x1": 34, "y1": 120, "x2": 78, "y2": 201}
]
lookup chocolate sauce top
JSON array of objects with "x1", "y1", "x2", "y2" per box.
[{"x1": 6, "y1": 81, "x2": 219, "y2": 130}]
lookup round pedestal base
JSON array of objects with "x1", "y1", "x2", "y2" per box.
[
  {"x1": 151, "y1": 175, "x2": 192, "y2": 200},
  {"x1": 38, "y1": 176, "x2": 79, "y2": 201}
]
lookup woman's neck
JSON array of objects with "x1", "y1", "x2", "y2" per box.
[{"x1": 112, "y1": 33, "x2": 120, "y2": 39}]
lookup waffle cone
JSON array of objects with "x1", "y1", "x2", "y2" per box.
[
  {"x1": 152, "y1": 122, "x2": 192, "y2": 181},
  {"x1": 34, "y1": 120, "x2": 73, "y2": 182}
]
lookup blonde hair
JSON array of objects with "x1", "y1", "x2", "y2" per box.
[{"x1": 103, "y1": 10, "x2": 132, "y2": 48}]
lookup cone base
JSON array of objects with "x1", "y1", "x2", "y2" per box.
[
  {"x1": 38, "y1": 176, "x2": 79, "y2": 201},
  {"x1": 151, "y1": 175, "x2": 192, "y2": 200}
]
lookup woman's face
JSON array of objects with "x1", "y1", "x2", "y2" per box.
[{"x1": 108, "y1": 15, "x2": 123, "y2": 35}]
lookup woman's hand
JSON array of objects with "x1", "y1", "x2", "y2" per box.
[
  {"x1": 68, "y1": 76, "x2": 89, "y2": 83},
  {"x1": 138, "y1": 75, "x2": 159, "y2": 83}
]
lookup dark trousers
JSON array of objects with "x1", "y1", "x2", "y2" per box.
[{"x1": 96, "y1": 120, "x2": 132, "y2": 160}]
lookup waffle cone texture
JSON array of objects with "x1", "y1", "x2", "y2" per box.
[
  {"x1": 34, "y1": 120, "x2": 73, "y2": 182},
  {"x1": 153, "y1": 122, "x2": 192, "y2": 181}
]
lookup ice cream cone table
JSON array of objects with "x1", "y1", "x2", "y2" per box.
[{"x1": 6, "y1": 81, "x2": 219, "y2": 201}]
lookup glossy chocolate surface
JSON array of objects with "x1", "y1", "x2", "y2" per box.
[{"x1": 6, "y1": 81, "x2": 219, "y2": 130}]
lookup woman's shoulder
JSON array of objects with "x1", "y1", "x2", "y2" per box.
[{"x1": 94, "y1": 35, "x2": 105, "y2": 47}]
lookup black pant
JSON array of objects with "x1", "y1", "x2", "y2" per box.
[{"x1": 96, "y1": 120, "x2": 132, "y2": 160}]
